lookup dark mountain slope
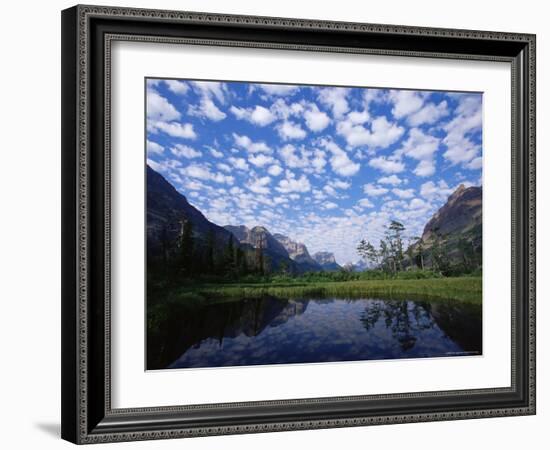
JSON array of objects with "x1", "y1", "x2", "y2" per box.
[
  {"x1": 147, "y1": 165, "x2": 236, "y2": 261},
  {"x1": 422, "y1": 184, "x2": 482, "y2": 242}
]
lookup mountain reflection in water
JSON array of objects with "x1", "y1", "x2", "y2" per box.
[{"x1": 146, "y1": 296, "x2": 481, "y2": 370}]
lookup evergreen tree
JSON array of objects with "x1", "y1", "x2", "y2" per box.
[
  {"x1": 357, "y1": 239, "x2": 379, "y2": 268},
  {"x1": 379, "y1": 240, "x2": 390, "y2": 273},
  {"x1": 178, "y1": 218, "x2": 193, "y2": 274},
  {"x1": 205, "y1": 229, "x2": 215, "y2": 274},
  {"x1": 414, "y1": 236, "x2": 425, "y2": 270},
  {"x1": 431, "y1": 230, "x2": 450, "y2": 275},
  {"x1": 387, "y1": 220, "x2": 405, "y2": 272},
  {"x1": 224, "y1": 235, "x2": 236, "y2": 276},
  {"x1": 457, "y1": 234, "x2": 475, "y2": 273},
  {"x1": 160, "y1": 224, "x2": 170, "y2": 269},
  {"x1": 235, "y1": 247, "x2": 247, "y2": 276},
  {"x1": 255, "y1": 234, "x2": 265, "y2": 275}
]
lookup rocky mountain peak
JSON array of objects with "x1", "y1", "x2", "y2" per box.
[
  {"x1": 224, "y1": 224, "x2": 289, "y2": 258},
  {"x1": 422, "y1": 184, "x2": 482, "y2": 242},
  {"x1": 313, "y1": 251, "x2": 336, "y2": 265},
  {"x1": 273, "y1": 234, "x2": 308, "y2": 258},
  {"x1": 251, "y1": 225, "x2": 268, "y2": 234},
  {"x1": 313, "y1": 251, "x2": 342, "y2": 272}
]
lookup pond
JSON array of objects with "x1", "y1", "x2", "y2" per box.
[{"x1": 147, "y1": 296, "x2": 482, "y2": 370}]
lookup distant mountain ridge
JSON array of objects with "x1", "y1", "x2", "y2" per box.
[
  {"x1": 224, "y1": 225, "x2": 289, "y2": 258},
  {"x1": 147, "y1": 165, "x2": 482, "y2": 275},
  {"x1": 223, "y1": 224, "x2": 301, "y2": 273},
  {"x1": 224, "y1": 225, "x2": 329, "y2": 273},
  {"x1": 272, "y1": 233, "x2": 321, "y2": 271}
]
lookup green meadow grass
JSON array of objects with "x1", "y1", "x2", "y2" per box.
[{"x1": 166, "y1": 276, "x2": 482, "y2": 305}]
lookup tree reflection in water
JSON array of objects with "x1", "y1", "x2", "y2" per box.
[
  {"x1": 147, "y1": 296, "x2": 481, "y2": 370},
  {"x1": 360, "y1": 300, "x2": 436, "y2": 351}
]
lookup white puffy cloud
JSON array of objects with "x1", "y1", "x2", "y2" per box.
[
  {"x1": 147, "y1": 90, "x2": 181, "y2": 121},
  {"x1": 368, "y1": 156, "x2": 405, "y2": 174},
  {"x1": 228, "y1": 157, "x2": 250, "y2": 171},
  {"x1": 408, "y1": 100, "x2": 449, "y2": 126},
  {"x1": 208, "y1": 148, "x2": 224, "y2": 158},
  {"x1": 279, "y1": 145, "x2": 327, "y2": 174},
  {"x1": 414, "y1": 159, "x2": 436, "y2": 177},
  {"x1": 389, "y1": 90, "x2": 424, "y2": 119},
  {"x1": 323, "y1": 202, "x2": 339, "y2": 210},
  {"x1": 183, "y1": 81, "x2": 228, "y2": 121},
  {"x1": 394, "y1": 127, "x2": 440, "y2": 177},
  {"x1": 420, "y1": 180, "x2": 453, "y2": 201},
  {"x1": 311, "y1": 150, "x2": 327, "y2": 174},
  {"x1": 170, "y1": 144, "x2": 201, "y2": 159},
  {"x1": 396, "y1": 127, "x2": 440, "y2": 160},
  {"x1": 392, "y1": 188, "x2": 415, "y2": 199},
  {"x1": 258, "y1": 84, "x2": 299, "y2": 96},
  {"x1": 217, "y1": 163, "x2": 231, "y2": 172},
  {"x1": 189, "y1": 81, "x2": 227, "y2": 103},
  {"x1": 466, "y1": 156, "x2": 483, "y2": 170},
  {"x1": 408, "y1": 198, "x2": 429, "y2": 210},
  {"x1": 323, "y1": 185, "x2": 339, "y2": 198},
  {"x1": 347, "y1": 110, "x2": 370, "y2": 125},
  {"x1": 320, "y1": 140, "x2": 360, "y2": 177},
  {"x1": 303, "y1": 103, "x2": 331, "y2": 131},
  {"x1": 363, "y1": 89, "x2": 386, "y2": 107},
  {"x1": 442, "y1": 95, "x2": 482, "y2": 167},
  {"x1": 318, "y1": 87, "x2": 350, "y2": 118},
  {"x1": 336, "y1": 115, "x2": 404, "y2": 149},
  {"x1": 146, "y1": 139, "x2": 164, "y2": 155},
  {"x1": 276, "y1": 172, "x2": 311, "y2": 193},
  {"x1": 188, "y1": 98, "x2": 226, "y2": 121},
  {"x1": 329, "y1": 179, "x2": 351, "y2": 190},
  {"x1": 357, "y1": 198, "x2": 374, "y2": 208},
  {"x1": 363, "y1": 183, "x2": 389, "y2": 196},
  {"x1": 270, "y1": 98, "x2": 304, "y2": 120},
  {"x1": 230, "y1": 105, "x2": 276, "y2": 126},
  {"x1": 149, "y1": 121, "x2": 196, "y2": 139},
  {"x1": 277, "y1": 121, "x2": 307, "y2": 140},
  {"x1": 184, "y1": 179, "x2": 206, "y2": 191},
  {"x1": 378, "y1": 175, "x2": 402, "y2": 185},
  {"x1": 312, "y1": 189, "x2": 327, "y2": 201},
  {"x1": 146, "y1": 158, "x2": 163, "y2": 173},
  {"x1": 232, "y1": 133, "x2": 271, "y2": 153},
  {"x1": 163, "y1": 79, "x2": 189, "y2": 95},
  {"x1": 279, "y1": 144, "x2": 309, "y2": 169},
  {"x1": 443, "y1": 140, "x2": 479, "y2": 166},
  {"x1": 249, "y1": 154, "x2": 275, "y2": 168},
  {"x1": 182, "y1": 164, "x2": 234, "y2": 184},
  {"x1": 247, "y1": 176, "x2": 271, "y2": 194},
  {"x1": 267, "y1": 165, "x2": 284, "y2": 176}
]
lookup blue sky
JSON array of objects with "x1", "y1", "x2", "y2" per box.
[{"x1": 146, "y1": 78, "x2": 482, "y2": 265}]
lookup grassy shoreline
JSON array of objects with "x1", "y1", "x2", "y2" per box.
[{"x1": 161, "y1": 276, "x2": 482, "y2": 305}]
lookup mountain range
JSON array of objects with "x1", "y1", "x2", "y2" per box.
[
  {"x1": 147, "y1": 165, "x2": 340, "y2": 273},
  {"x1": 147, "y1": 165, "x2": 481, "y2": 273}
]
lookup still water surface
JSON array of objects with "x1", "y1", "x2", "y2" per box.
[{"x1": 147, "y1": 296, "x2": 482, "y2": 370}]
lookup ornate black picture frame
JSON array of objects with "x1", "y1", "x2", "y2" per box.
[{"x1": 61, "y1": 4, "x2": 536, "y2": 444}]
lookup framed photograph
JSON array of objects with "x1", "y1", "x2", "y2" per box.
[{"x1": 61, "y1": 4, "x2": 536, "y2": 444}]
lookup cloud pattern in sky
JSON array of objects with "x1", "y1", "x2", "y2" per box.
[{"x1": 146, "y1": 78, "x2": 482, "y2": 265}]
